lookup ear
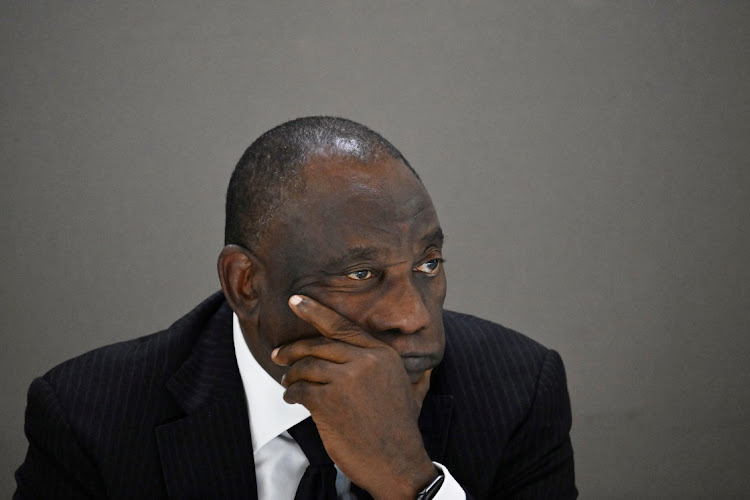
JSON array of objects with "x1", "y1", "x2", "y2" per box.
[{"x1": 217, "y1": 244, "x2": 262, "y2": 321}]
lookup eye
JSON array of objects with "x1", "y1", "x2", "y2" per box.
[
  {"x1": 414, "y1": 258, "x2": 443, "y2": 275},
  {"x1": 346, "y1": 269, "x2": 375, "y2": 280}
]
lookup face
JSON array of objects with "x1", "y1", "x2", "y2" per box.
[{"x1": 248, "y1": 154, "x2": 447, "y2": 382}]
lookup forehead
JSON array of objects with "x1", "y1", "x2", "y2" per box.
[
  {"x1": 258, "y1": 155, "x2": 439, "y2": 271},
  {"x1": 300, "y1": 155, "x2": 428, "y2": 219}
]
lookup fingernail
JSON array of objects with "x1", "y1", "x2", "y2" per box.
[
  {"x1": 280, "y1": 373, "x2": 286, "y2": 385},
  {"x1": 289, "y1": 295, "x2": 303, "y2": 306},
  {"x1": 271, "y1": 347, "x2": 280, "y2": 359}
]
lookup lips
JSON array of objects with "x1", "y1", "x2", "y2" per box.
[{"x1": 401, "y1": 355, "x2": 434, "y2": 383}]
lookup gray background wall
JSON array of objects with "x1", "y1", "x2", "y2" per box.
[{"x1": 2, "y1": 1, "x2": 748, "y2": 497}]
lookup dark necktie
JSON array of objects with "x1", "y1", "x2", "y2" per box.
[{"x1": 288, "y1": 417, "x2": 338, "y2": 500}]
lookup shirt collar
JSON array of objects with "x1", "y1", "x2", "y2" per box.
[{"x1": 233, "y1": 312, "x2": 310, "y2": 455}]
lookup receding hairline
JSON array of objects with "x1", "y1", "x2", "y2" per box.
[
  {"x1": 224, "y1": 116, "x2": 422, "y2": 250},
  {"x1": 265, "y1": 149, "x2": 426, "y2": 228}
]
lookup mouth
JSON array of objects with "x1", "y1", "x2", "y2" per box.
[{"x1": 401, "y1": 355, "x2": 435, "y2": 383}]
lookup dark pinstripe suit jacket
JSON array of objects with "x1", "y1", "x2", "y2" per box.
[{"x1": 15, "y1": 292, "x2": 576, "y2": 499}]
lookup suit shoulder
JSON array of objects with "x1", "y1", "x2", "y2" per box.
[
  {"x1": 439, "y1": 310, "x2": 557, "y2": 408},
  {"x1": 442, "y1": 309, "x2": 548, "y2": 363},
  {"x1": 41, "y1": 291, "x2": 226, "y2": 392},
  {"x1": 437, "y1": 311, "x2": 575, "y2": 497},
  {"x1": 42, "y1": 328, "x2": 175, "y2": 390},
  {"x1": 437, "y1": 311, "x2": 571, "y2": 472}
]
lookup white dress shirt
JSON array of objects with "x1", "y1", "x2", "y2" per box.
[{"x1": 233, "y1": 313, "x2": 465, "y2": 500}]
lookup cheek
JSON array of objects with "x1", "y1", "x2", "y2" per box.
[
  {"x1": 420, "y1": 273, "x2": 447, "y2": 310},
  {"x1": 316, "y1": 274, "x2": 447, "y2": 324},
  {"x1": 312, "y1": 292, "x2": 373, "y2": 325},
  {"x1": 257, "y1": 295, "x2": 317, "y2": 348}
]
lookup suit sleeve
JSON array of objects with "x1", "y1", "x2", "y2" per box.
[
  {"x1": 14, "y1": 377, "x2": 107, "y2": 499},
  {"x1": 494, "y1": 349, "x2": 577, "y2": 499}
]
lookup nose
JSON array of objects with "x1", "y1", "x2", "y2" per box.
[{"x1": 366, "y1": 275, "x2": 431, "y2": 335}]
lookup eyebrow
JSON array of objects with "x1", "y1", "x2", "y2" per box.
[
  {"x1": 422, "y1": 228, "x2": 445, "y2": 248},
  {"x1": 323, "y1": 228, "x2": 445, "y2": 271},
  {"x1": 323, "y1": 246, "x2": 384, "y2": 271}
]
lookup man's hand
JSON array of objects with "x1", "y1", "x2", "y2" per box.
[{"x1": 272, "y1": 294, "x2": 437, "y2": 500}]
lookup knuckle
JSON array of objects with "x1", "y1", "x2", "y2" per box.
[
  {"x1": 287, "y1": 357, "x2": 315, "y2": 379},
  {"x1": 285, "y1": 358, "x2": 332, "y2": 391},
  {"x1": 275, "y1": 344, "x2": 294, "y2": 364},
  {"x1": 294, "y1": 355, "x2": 315, "y2": 370},
  {"x1": 282, "y1": 385, "x2": 297, "y2": 404},
  {"x1": 362, "y1": 350, "x2": 380, "y2": 366},
  {"x1": 284, "y1": 381, "x2": 309, "y2": 404},
  {"x1": 277, "y1": 338, "x2": 325, "y2": 364},
  {"x1": 341, "y1": 366, "x2": 358, "y2": 383}
]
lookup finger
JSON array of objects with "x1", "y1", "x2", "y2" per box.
[
  {"x1": 283, "y1": 379, "x2": 328, "y2": 411},
  {"x1": 288, "y1": 294, "x2": 381, "y2": 348},
  {"x1": 281, "y1": 356, "x2": 343, "y2": 387},
  {"x1": 412, "y1": 369, "x2": 433, "y2": 410},
  {"x1": 272, "y1": 336, "x2": 357, "y2": 367}
]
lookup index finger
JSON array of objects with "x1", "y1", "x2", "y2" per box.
[{"x1": 288, "y1": 294, "x2": 382, "y2": 349}]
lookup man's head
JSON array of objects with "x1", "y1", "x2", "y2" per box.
[
  {"x1": 218, "y1": 117, "x2": 446, "y2": 383},
  {"x1": 224, "y1": 116, "x2": 420, "y2": 252}
]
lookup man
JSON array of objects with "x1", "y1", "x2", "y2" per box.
[{"x1": 15, "y1": 117, "x2": 576, "y2": 499}]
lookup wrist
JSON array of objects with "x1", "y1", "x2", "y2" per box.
[
  {"x1": 416, "y1": 468, "x2": 445, "y2": 500},
  {"x1": 372, "y1": 456, "x2": 438, "y2": 500},
  {"x1": 408, "y1": 458, "x2": 440, "y2": 499}
]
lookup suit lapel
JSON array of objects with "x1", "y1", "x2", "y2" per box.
[{"x1": 156, "y1": 300, "x2": 257, "y2": 499}]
